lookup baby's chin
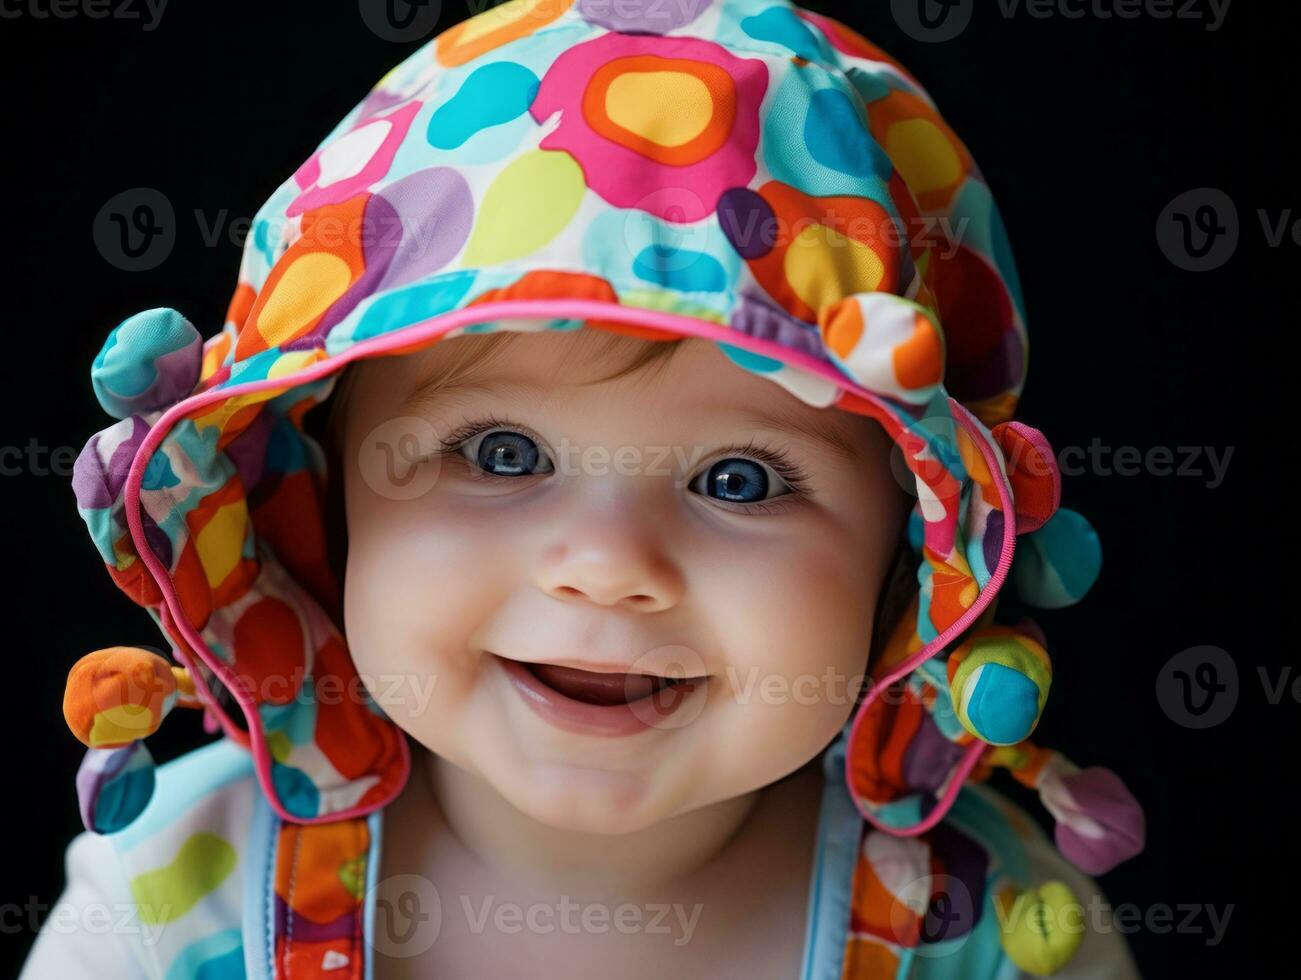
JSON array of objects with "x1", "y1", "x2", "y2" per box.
[
  {"x1": 497, "y1": 760, "x2": 681, "y2": 835},
  {"x1": 463, "y1": 714, "x2": 710, "y2": 836}
]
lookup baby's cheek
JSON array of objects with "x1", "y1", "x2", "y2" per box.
[
  {"x1": 706, "y1": 548, "x2": 876, "y2": 773},
  {"x1": 341, "y1": 515, "x2": 501, "y2": 731}
]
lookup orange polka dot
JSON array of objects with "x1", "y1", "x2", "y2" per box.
[{"x1": 435, "y1": 0, "x2": 575, "y2": 67}]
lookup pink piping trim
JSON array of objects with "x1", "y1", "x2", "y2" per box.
[
  {"x1": 123, "y1": 298, "x2": 919, "y2": 826},
  {"x1": 843, "y1": 398, "x2": 1018, "y2": 837}
]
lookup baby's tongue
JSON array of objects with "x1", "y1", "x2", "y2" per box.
[{"x1": 529, "y1": 663, "x2": 660, "y2": 705}]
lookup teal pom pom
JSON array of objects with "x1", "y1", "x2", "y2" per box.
[
  {"x1": 1013, "y1": 508, "x2": 1102, "y2": 609},
  {"x1": 92, "y1": 308, "x2": 202, "y2": 419}
]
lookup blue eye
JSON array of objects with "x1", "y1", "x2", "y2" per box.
[
  {"x1": 697, "y1": 458, "x2": 779, "y2": 504},
  {"x1": 470, "y1": 430, "x2": 553, "y2": 476}
]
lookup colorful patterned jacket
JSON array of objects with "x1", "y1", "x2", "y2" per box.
[{"x1": 24, "y1": 733, "x2": 1141, "y2": 978}]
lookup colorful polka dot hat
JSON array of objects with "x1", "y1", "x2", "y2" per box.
[{"x1": 65, "y1": 0, "x2": 1143, "y2": 875}]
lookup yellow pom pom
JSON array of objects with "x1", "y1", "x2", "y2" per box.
[{"x1": 996, "y1": 882, "x2": 1085, "y2": 975}]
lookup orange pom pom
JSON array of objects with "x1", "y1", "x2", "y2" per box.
[{"x1": 63, "y1": 646, "x2": 178, "y2": 749}]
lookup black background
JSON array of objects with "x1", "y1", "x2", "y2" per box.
[{"x1": 2, "y1": 1, "x2": 1260, "y2": 976}]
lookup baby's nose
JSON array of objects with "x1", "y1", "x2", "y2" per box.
[{"x1": 534, "y1": 518, "x2": 684, "y2": 613}]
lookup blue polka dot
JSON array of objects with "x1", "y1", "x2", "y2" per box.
[
  {"x1": 427, "y1": 62, "x2": 540, "y2": 150},
  {"x1": 140, "y1": 449, "x2": 180, "y2": 492},
  {"x1": 632, "y1": 245, "x2": 727, "y2": 292},
  {"x1": 271, "y1": 761, "x2": 319, "y2": 818},
  {"x1": 93, "y1": 761, "x2": 155, "y2": 834},
  {"x1": 716, "y1": 342, "x2": 782, "y2": 374},
  {"x1": 845, "y1": 67, "x2": 892, "y2": 105},
  {"x1": 164, "y1": 928, "x2": 244, "y2": 980},
  {"x1": 804, "y1": 89, "x2": 893, "y2": 178},
  {"x1": 740, "y1": 6, "x2": 827, "y2": 61},
  {"x1": 353, "y1": 271, "x2": 477, "y2": 341},
  {"x1": 966, "y1": 663, "x2": 1041, "y2": 745},
  {"x1": 761, "y1": 71, "x2": 893, "y2": 200}
]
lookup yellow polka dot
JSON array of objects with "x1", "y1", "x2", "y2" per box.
[
  {"x1": 89, "y1": 704, "x2": 157, "y2": 747},
  {"x1": 195, "y1": 500, "x2": 249, "y2": 588},
  {"x1": 886, "y1": 118, "x2": 963, "y2": 195},
  {"x1": 605, "y1": 71, "x2": 713, "y2": 147},
  {"x1": 255, "y1": 252, "x2": 353, "y2": 348},
  {"x1": 458, "y1": 0, "x2": 532, "y2": 43},
  {"x1": 191, "y1": 390, "x2": 280, "y2": 436},
  {"x1": 784, "y1": 224, "x2": 886, "y2": 312},
  {"x1": 267, "y1": 349, "x2": 325, "y2": 380}
]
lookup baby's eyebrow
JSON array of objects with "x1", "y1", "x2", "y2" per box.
[
  {"x1": 724, "y1": 406, "x2": 862, "y2": 463},
  {"x1": 398, "y1": 376, "x2": 548, "y2": 415},
  {"x1": 399, "y1": 377, "x2": 863, "y2": 462}
]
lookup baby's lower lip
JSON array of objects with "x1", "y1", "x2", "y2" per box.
[{"x1": 491, "y1": 654, "x2": 703, "y2": 737}]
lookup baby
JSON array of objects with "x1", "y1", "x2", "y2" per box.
[{"x1": 27, "y1": 1, "x2": 1147, "y2": 977}]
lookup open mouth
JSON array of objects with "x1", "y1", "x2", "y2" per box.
[
  {"x1": 525, "y1": 662, "x2": 690, "y2": 706},
  {"x1": 490, "y1": 653, "x2": 708, "y2": 737}
]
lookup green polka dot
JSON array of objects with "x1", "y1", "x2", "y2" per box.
[
  {"x1": 265, "y1": 728, "x2": 292, "y2": 763},
  {"x1": 131, "y1": 832, "x2": 237, "y2": 924},
  {"x1": 339, "y1": 854, "x2": 367, "y2": 901},
  {"x1": 461, "y1": 149, "x2": 585, "y2": 266}
]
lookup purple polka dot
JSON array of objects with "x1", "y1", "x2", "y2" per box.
[
  {"x1": 578, "y1": 0, "x2": 712, "y2": 33},
  {"x1": 374, "y1": 167, "x2": 475, "y2": 291},
  {"x1": 717, "y1": 187, "x2": 778, "y2": 259},
  {"x1": 728, "y1": 292, "x2": 827, "y2": 359}
]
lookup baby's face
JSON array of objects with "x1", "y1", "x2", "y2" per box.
[{"x1": 338, "y1": 330, "x2": 906, "y2": 834}]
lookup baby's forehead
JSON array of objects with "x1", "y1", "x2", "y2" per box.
[{"x1": 370, "y1": 332, "x2": 882, "y2": 461}]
